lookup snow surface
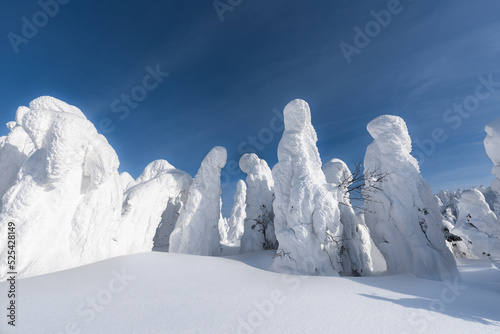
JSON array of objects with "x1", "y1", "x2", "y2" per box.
[
  {"x1": 239, "y1": 153, "x2": 277, "y2": 253},
  {"x1": 1, "y1": 252, "x2": 499, "y2": 334},
  {"x1": 169, "y1": 146, "x2": 227, "y2": 256},
  {"x1": 272, "y1": 99, "x2": 342, "y2": 275},
  {"x1": 363, "y1": 115, "x2": 459, "y2": 281}
]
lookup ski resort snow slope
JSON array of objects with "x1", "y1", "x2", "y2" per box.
[{"x1": 1, "y1": 252, "x2": 499, "y2": 334}]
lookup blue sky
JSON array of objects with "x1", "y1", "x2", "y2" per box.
[{"x1": 1, "y1": 0, "x2": 500, "y2": 216}]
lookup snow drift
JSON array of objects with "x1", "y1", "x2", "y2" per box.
[{"x1": 363, "y1": 115, "x2": 458, "y2": 281}]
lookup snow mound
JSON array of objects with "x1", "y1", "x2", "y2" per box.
[
  {"x1": 2, "y1": 252, "x2": 498, "y2": 334},
  {"x1": 364, "y1": 115, "x2": 458, "y2": 281},
  {"x1": 169, "y1": 146, "x2": 227, "y2": 255},
  {"x1": 239, "y1": 153, "x2": 277, "y2": 253},
  {"x1": 272, "y1": 99, "x2": 342, "y2": 275}
]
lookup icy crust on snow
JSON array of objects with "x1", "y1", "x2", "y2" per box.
[
  {"x1": 239, "y1": 153, "x2": 277, "y2": 253},
  {"x1": 119, "y1": 160, "x2": 192, "y2": 254},
  {"x1": 272, "y1": 99, "x2": 343, "y2": 276},
  {"x1": 452, "y1": 189, "x2": 500, "y2": 259},
  {"x1": 485, "y1": 117, "x2": 500, "y2": 193},
  {"x1": 0, "y1": 97, "x2": 123, "y2": 279},
  {"x1": 323, "y1": 159, "x2": 373, "y2": 276},
  {"x1": 169, "y1": 146, "x2": 227, "y2": 256},
  {"x1": 227, "y1": 179, "x2": 246, "y2": 243},
  {"x1": 364, "y1": 115, "x2": 458, "y2": 281}
]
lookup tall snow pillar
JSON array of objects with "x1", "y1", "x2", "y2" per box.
[
  {"x1": 272, "y1": 99, "x2": 343, "y2": 276},
  {"x1": 169, "y1": 146, "x2": 227, "y2": 256},
  {"x1": 363, "y1": 115, "x2": 458, "y2": 281}
]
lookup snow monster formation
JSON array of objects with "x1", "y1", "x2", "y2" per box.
[
  {"x1": 226, "y1": 179, "x2": 246, "y2": 243},
  {"x1": 272, "y1": 99, "x2": 343, "y2": 276},
  {"x1": 239, "y1": 153, "x2": 277, "y2": 253},
  {"x1": 0, "y1": 97, "x2": 194, "y2": 280},
  {"x1": 484, "y1": 117, "x2": 500, "y2": 216},
  {"x1": 169, "y1": 146, "x2": 227, "y2": 256},
  {"x1": 0, "y1": 97, "x2": 123, "y2": 279},
  {"x1": 452, "y1": 189, "x2": 500, "y2": 259},
  {"x1": 363, "y1": 115, "x2": 458, "y2": 281},
  {"x1": 323, "y1": 158, "x2": 373, "y2": 276},
  {"x1": 119, "y1": 159, "x2": 192, "y2": 254}
]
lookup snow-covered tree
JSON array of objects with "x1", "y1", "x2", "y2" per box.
[
  {"x1": 0, "y1": 106, "x2": 34, "y2": 206},
  {"x1": 323, "y1": 158, "x2": 373, "y2": 276},
  {"x1": 272, "y1": 99, "x2": 343, "y2": 276},
  {"x1": 169, "y1": 146, "x2": 227, "y2": 256},
  {"x1": 0, "y1": 97, "x2": 124, "y2": 279},
  {"x1": 484, "y1": 117, "x2": 500, "y2": 216},
  {"x1": 239, "y1": 153, "x2": 277, "y2": 253},
  {"x1": 363, "y1": 115, "x2": 458, "y2": 281},
  {"x1": 452, "y1": 189, "x2": 500, "y2": 259},
  {"x1": 115, "y1": 160, "x2": 192, "y2": 253},
  {"x1": 227, "y1": 179, "x2": 246, "y2": 243}
]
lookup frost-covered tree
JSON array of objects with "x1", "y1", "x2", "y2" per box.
[
  {"x1": 323, "y1": 158, "x2": 373, "y2": 276},
  {"x1": 119, "y1": 172, "x2": 136, "y2": 192},
  {"x1": 227, "y1": 179, "x2": 246, "y2": 243},
  {"x1": 452, "y1": 189, "x2": 500, "y2": 259},
  {"x1": 239, "y1": 153, "x2": 277, "y2": 253},
  {"x1": 218, "y1": 204, "x2": 229, "y2": 244},
  {"x1": 117, "y1": 160, "x2": 192, "y2": 253},
  {"x1": 0, "y1": 97, "x2": 124, "y2": 279},
  {"x1": 363, "y1": 115, "x2": 458, "y2": 281},
  {"x1": 118, "y1": 160, "x2": 192, "y2": 254},
  {"x1": 484, "y1": 117, "x2": 500, "y2": 216},
  {"x1": 169, "y1": 146, "x2": 227, "y2": 255},
  {"x1": 272, "y1": 99, "x2": 343, "y2": 276},
  {"x1": 0, "y1": 106, "x2": 34, "y2": 205}
]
